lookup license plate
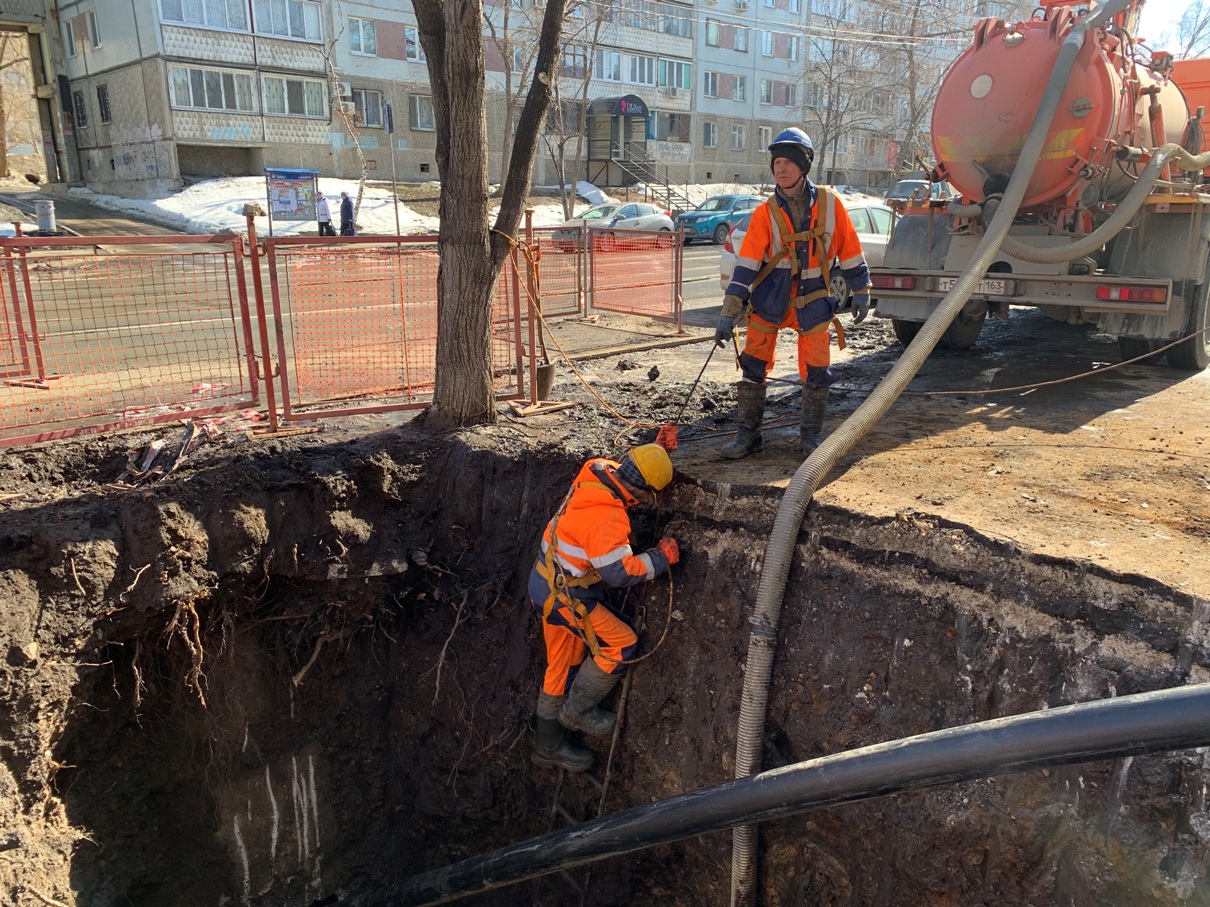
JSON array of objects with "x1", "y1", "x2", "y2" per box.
[{"x1": 936, "y1": 276, "x2": 1012, "y2": 295}]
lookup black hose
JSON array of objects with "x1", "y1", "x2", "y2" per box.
[{"x1": 342, "y1": 683, "x2": 1210, "y2": 907}]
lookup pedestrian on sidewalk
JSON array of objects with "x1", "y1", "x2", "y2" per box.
[
  {"x1": 339, "y1": 191, "x2": 356, "y2": 236},
  {"x1": 316, "y1": 191, "x2": 335, "y2": 236}
]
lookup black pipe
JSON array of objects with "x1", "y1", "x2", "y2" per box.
[{"x1": 343, "y1": 685, "x2": 1210, "y2": 906}]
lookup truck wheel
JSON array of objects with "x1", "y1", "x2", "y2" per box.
[
  {"x1": 1167, "y1": 272, "x2": 1210, "y2": 370},
  {"x1": 939, "y1": 309, "x2": 986, "y2": 350},
  {"x1": 892, "y1": 319, "x2": 922, "y2": 345},
  {"x1": 1117, "y1": 338, "x2": 1165, "y2": 364}
]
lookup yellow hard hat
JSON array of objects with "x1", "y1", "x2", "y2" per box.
[{"x1": 619, "y1": 443, "x2": 673, "y2": 492}]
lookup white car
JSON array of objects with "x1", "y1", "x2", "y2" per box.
[
  {"x1": 551, "y1": 202, "x2": 675, "y2": 250},
  {"x1": 719, "y1": 199, "x2": 894, "y2": 309}
]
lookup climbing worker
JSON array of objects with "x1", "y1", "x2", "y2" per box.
[
  {"x1": 715, "y1": 127, "x2": 872, "y2": 459},
  {"x1": 528, "y1": 441, "x2": 680, "y2": 773}
]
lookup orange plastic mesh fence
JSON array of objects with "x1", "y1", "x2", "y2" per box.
[
  {"x1": 588, "y1": 229, "x2": 681, "y2": 320},
  {"x1": 0, "y1": 238, "x2": 257, "y2": 448},
  {"x1": 530, "y1": 228, "x2": 584, "y2": 319},
  {"x1": 266, "y1": 239, "x2": 522, "y2": 419}
]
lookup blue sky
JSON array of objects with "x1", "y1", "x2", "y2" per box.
[{"x1": 1137, "y1": 0, "x2": 1190, "y2": 46}]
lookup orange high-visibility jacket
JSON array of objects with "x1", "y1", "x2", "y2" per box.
[
  {"x1": 529, "y1": 459, "x2": 671, "y2": 605},
  {"x1": 726, "y1": 185, "x2": 871, "y2": 330}
]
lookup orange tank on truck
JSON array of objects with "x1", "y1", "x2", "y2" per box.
[{"x1": 872, "y1": 0, "x2": 1210, "y2": 372}]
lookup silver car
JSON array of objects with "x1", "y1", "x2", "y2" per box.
[
  {"x1": 551, "y1": 202, "x2": 675, "y2": 250},
  {"x1": 719, "y1": 198, "x2": 895, "y2": 309}
]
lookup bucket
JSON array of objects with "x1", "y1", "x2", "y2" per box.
[
  {"x1": 535, "y1": 362, "x2": 555, "y2": 401},
  {"x1": 34, "y1": 200, "x2": 56, "y2": 233}
]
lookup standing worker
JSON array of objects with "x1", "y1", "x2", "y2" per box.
[
  {"x1": 339, "y1": 191, "x2": 356, "y2": 236},
  {"x1": 528, "y1": 433, "x2": 680, "y2": 773},
  {"x1": 715, "y1": 127, "x2": 872, "y2": 459},
  {"x1": 315, "y1": 191, "x2": 335, "y2": 236}
]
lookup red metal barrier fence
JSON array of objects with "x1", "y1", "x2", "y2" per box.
[
  {"x1": 588, "y1": 228, "x2": 682, "y2": 326},
  {"x1": 0, "y1": 235, "x2": 257, "y2": 447}
]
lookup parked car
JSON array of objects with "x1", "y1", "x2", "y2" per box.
[
  {"x1": 550, "y1": 202, "x2": 675, "y2": 251},
  {"x1": 883, "y1": 179, "x2": 956, "y2": 212},
  {"x1": 676, "y1": 195, "x2": 764, "y2": 245},
  {"x1": 719, "y1": 199, "x2": 895, "y2": 310}
]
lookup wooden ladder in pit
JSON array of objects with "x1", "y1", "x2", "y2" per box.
[{"x1": 538, "y1": 601, "x2": 645, "y2": 907}]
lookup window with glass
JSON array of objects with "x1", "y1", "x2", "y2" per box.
[
  {"x1": 657, "y1": 58, "x2": 691, "y2": 90},
  {"x1": 87, "y1": 11, "x2": 102, "y2": 48},
  {"x1": 868, "y1": 205, "x2": 892, "y2": 233},
  {"x1": 252, "y1": 0, "x2": 320, "y2": 40},
  {"x1": 785, "y1": 83, "x2": 797, "y2": 107},
  {"x1": 350, "y1": 17, "x2": 376, "y2": 55},
  {"x1": 72, "y1": 90, "x2": 87, "y2": 126},
  {"x1": 659, "y1": 3, "x2": 690, "y2": 36},
  {"x1": 759, "y1": 79, "x2": 772, "y2": 104},
  {"x1": 404, "y1": 26, "x2": 426, "y2": 62},
  {"x1": 352, "y1": 88, "x2": 382, "y2": 126},
  {"x1": 731, "y1": 124, "x2": 744, "y2": 150},
  {"x1": 161, "y1": 0, "x2": 249, "y2": 31},
  {"x1": 96, "y1": 84, "x2": 111, "y2": 122},
  {"x1": 563, "y1": 46, "x2": 588, "y2": 78},
  {"x1": 409, "y1": 95, "x2": 435, "y2": 130},
  {"x1": 703, "y1": 71, "x2": 718, "y2": 99},
  {"x1": 169, "y1": 64, "x2": 255, "y2": 111},
  {"x1": 761, "y1": 30, "x2": 773, "y2": 56},
  {"x1": 703, "y1": 121, "x2": 716, "y2": 149},
  {"x1": 705, "y1": 18, "x2": 719, "y2": 46},
  {"x1": 62, "y1": 20, "x2": 77, "y2": 57},
  {"x1": 804, "y1": 81, "x2": 825, "y2": 107},
  {"x1": 734, "y1": 75, "x2": 746, "y2": 101},
  {"x1": 734, "y1": 26, "x2": 748, "y2": 52},
  {"x1": 595, "y1": 49, "x2": 621, "y2": 81},
  {"x1": 790, "y1": 0, "x2": 800, "y2": 10},
  {"x1": 789, "y1": 35, "x2": 800, "y2": 61},
  {"x1": 625, "y1": 53, "x2": 655, "y2": 85},
  {"x1": 263, "y1": 75, "x2": 326, "y2": 116},
  {"x1": 758, "y1": 125, "x2": 772, "y2": 149},
  {"x1": 621, "y1": 0, "x2": 657, "y2": 30}
]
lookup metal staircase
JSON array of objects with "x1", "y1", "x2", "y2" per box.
[{"x1": 611, "y1": 142, "x2": 695, "y2": 214}]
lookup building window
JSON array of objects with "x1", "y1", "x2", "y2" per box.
[
  {"x1": 72, "y1": 90, "x2": 87, "y2": 126},
  {"x1": 759, "y1": 79, "x2": 772, "y2": 104},
  {"x1": 509, "y1": 46, "x2": 525, "y2": 73},
  {"x1": 350, "y1": 17, "x2": 376, "y2": 55},
  {"x1": 170, "y1": 65, "x2": 255, "y2": 111},
  {"x1": 63, "y1": 21, "x2": 77, "y2": 58},
  {"x1": 703, "y1": 121, "x2": 717, "y2": 149},
  {"x1": 352, "y1": 88, "x2": 382, "y2": 126},
  {"x1": 87, "y1": 11, "x2": 103, "y2": 48},
  {"x1": 409, "y1": 94, "x2": 435, "y2": 131},
  {"x1": 805, "y1": 81, "x2": 824, "y2": 107},
  {"x1": 563, "y1": 46, "x2": 589, "y2": 79},
  {"x1": 764, "y1": 0, "x2": 775, "y2": 6},
  {"x1": 789, "y1": 35, "x2": 800, "y2": 61},
  {"x1": 759, "y1": 125, "x2": 772, "y2": 149},
  {"x1": 404, "y1": 26, "x2": 426, "y2": 62},
  {"x1": 648, "y1": 109, "x2": 689, "y2": 141},
  {"x1": 621, "y1": 0, "x2": 658, "y2": 30},
  {"x1": 96, "y1": 84, "x2": 111, "y2": 122},
  {"x1": 761, "y1": 30, "x2": 773, "y2": 56},
  {"x1": 658, "y1": 58, "x2": 691, "y2": 90},
  {"x1": 659, "y1": 3, "x2": 691, "y2": 36},
  {"x1": 785, "y1": 83, "x2": 797, "y2": 107},
  {"x1": 263, "y1": 75, "x2": 326, "y2": 116},
  {"x1": 252, "y1": 0, "x2": 321, "y2": 41},
  {"x1": 595, "y1": 49, "x2": 621, "y2": 82},
  {"x1": 704, "y1": 18, "x2": 719, "y2": 46},
  {"x1": 731, "y1": 124, "x2": 745, "y2": 150},
  {"x1": 703, "y1": 71, "x2": 718, "y2": 99},
  {"x1": 734, "y1": 75, "x2": 746, "y2": 101},
  {"x1": 734, "y1": 26, "x2": 748, "y2": 52},
  {"x1": 161, "y1": 0, "x2": 250, "y2": 31},
  {"x1": 625, "y1": 53, "x2": 655, "y2": 85},
  {"x1": 790, "y1": 0, "x2": 800, "y2": 10}
]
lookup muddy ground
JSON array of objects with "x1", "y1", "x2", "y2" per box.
[{"x1": 1, "y1": 310, "x2": 1209, "y2": 906}]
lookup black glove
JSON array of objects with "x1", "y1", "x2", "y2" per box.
[
  {"x1": 714, "y1": 315, "x2": 736, "y2": 348},
  {"x1": 852, "y1": 294, "x2": 870, "y2": 324}
]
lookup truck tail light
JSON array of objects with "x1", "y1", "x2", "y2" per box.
[
  {"x1": 871, "y1": 274, "x2": 917, "y2": 290},
  {"x1": 1095, "y1": 285, "x2": 1168, "y2": 303}
]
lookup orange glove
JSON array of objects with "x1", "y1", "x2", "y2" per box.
[
  {"x1": 655, "y1": 422, "x2": 679, "y2": 452},
  {"x1": 656, "y1": 537, "x2": 680, "y2": 566}
]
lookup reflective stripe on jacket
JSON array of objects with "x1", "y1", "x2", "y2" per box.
[
  {"x1": 725, "y1": 184, "x2": 871, "y2": 329},
  {"x1": 533, "y1": 459, "x2": 669, "y2": 602}
]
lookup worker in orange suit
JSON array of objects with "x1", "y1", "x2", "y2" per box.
[
  {"x1": 528, "y1": 433, "x2": 679, "y2": 773},
  {"x1": 716, "y1": 127, "x2": 872, "y2": 459}
]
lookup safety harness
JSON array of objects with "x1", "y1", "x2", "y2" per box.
[
  {"x1": 746, "y1": 186, "x2": 846, "y2": 350},
  {"x1": 534, "y1": 477, "x2": 615, "y2": 658}
]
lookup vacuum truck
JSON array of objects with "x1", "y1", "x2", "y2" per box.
[{"x1": 872, "y1": 0, "x2": 1210, "y2": 370}]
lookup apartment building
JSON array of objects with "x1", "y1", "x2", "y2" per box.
[{"x1": 48, "y1": 0, "x2": 1028, "y2": 197}]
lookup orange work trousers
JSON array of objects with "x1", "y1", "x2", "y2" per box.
[
  {"x1": 540, "y1": 598, "x2": 637, "y2": 697},
  {"x1": 738, "y1": 307, "x2": 830, "y2": 385}
]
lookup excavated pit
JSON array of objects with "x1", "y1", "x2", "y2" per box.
[{"x1": 3, "y1": 425, "x2": 1210, "y2": 906}]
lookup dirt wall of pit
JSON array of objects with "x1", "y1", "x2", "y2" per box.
[{"x1": 2, "y1": 427, "x2": 1209, "y2": 906}]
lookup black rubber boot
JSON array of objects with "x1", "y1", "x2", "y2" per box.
[
  {"x1": 800, "y1": 386, "x2": 829, "y2": 455},
  {"x1": 720, "y1": 380, "x2": 766, "y2": 460},
  {"x1": 532, "y1": 716, "x2": 593, "y2": 772},
  {"x1": 559, "y1": 660, "x2": 621, "y2": 737}
]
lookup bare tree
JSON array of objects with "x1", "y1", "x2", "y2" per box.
[
  {"x1": 0, "y1": 31, "x2": 33, "y2": 179},
  {"x1": 1170, "y1": 0, "x2": 1210, "y2": 58},
  {"x1": 414, "y1": 0, "x2": 567, "y2": 426},
  {"x1": 321, "y1": 4, "x2": 368, "y2": 224}
]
